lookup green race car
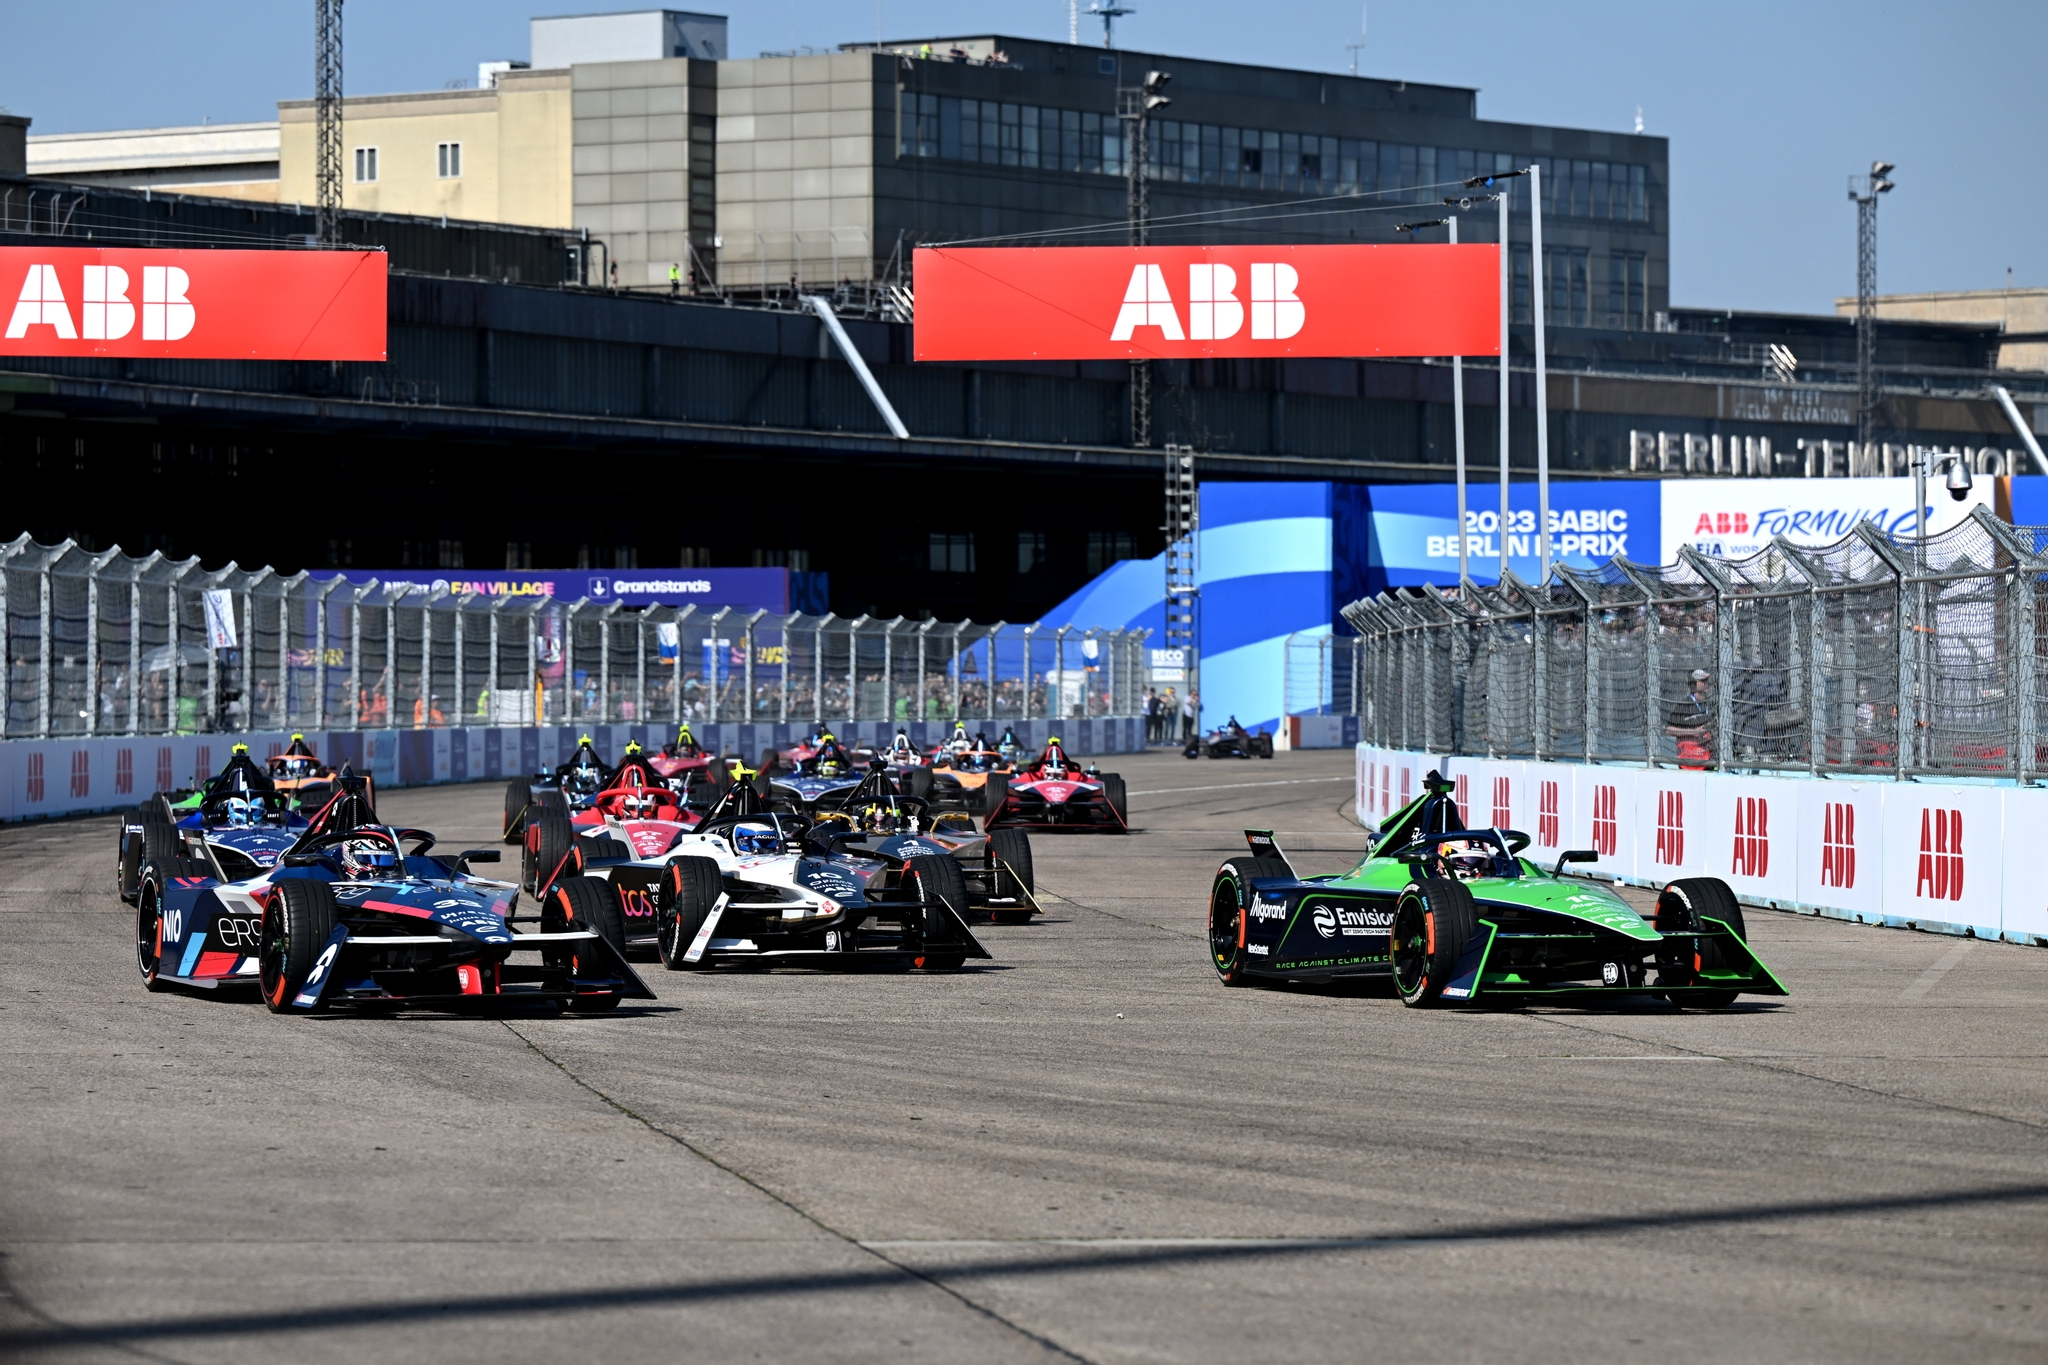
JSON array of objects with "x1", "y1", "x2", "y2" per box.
[{"x1": 1207, "y1": 771, "x2": 1786, "y2": 1008}]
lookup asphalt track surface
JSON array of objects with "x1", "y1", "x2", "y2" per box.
[{"x1": 3, "y1": 747, "x2": 2046, "y2": 1363}]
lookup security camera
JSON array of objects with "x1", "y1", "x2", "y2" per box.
[{"x1": 1945, "y1": 460, "x2": 1974, "y2": 502}]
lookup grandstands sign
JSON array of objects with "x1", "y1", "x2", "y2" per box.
[
  {"x1": 0, "y1": 247, "x2": 386, "y2": 360},
  {"x1": 913, "y1": 244, "x2": 1498, "y2": 361}
]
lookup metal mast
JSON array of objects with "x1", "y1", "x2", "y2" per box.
[
  {"x1": 1164, "y1": 444, "x2": 1197, "y2": 719},
  {"x1": 1848, "y1": 161, "x2": 1895, "y2": 451},
  {"x1": 315, "y1": 0, "x2": 344, "y2": 246},
  {"x1": 1118, "y1": 67, "x2": 1168, "y2": 447}
]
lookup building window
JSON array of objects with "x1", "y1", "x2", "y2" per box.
[
  {"x1": 437, "y1": 142, "x2": 462, "y2": 178},
  {"x1": 437, "y1": 538, "x2": 465, "y2": 568},
  {"x1": 1017, "y1": 531, "x2": 1047, "y2": 575},
  {"x1": 931, "y1": 533, "x2": 975, "y2": 575},
  {"x1": 1085, "y1": 531, "x2": 1136, "y2": 576},
  {"x1": 1608, "y1": 251, "x2": 1646, "y2": 330},
  {"x1": 353, "y1": 146, "x2": 378, "y2": 182},
  {"x1": 1546, "y1": 246, "x2": 1590, "y2": 328}
]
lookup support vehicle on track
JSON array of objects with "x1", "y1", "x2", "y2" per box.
[
  {"x1": 1206, "y1": 772, "x2": 1786, "y2": 1007},
  {"x1": 134, "y1": 775, "x2": 650, "y2": 1012},
  {"x1": 982, "y1": 738, "x2": 1128, "y2": 833}
]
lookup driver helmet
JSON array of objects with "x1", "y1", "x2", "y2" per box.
[
  {"x1": 223, "y1": 796, "x2": 255, "y2": 828},
  {"x1": 621, "y1": 791, "x2": 657, "y2": 819},
  {"x1": 339, "y1": 837, "x2": 397, "y2": 879},
  {"x1": 1440, "y1": 841, "x2": 1493, "y2": 882},
  {"x1": 732, "y1": 821, "x2": 779, "y2": 855},
  {"x1": 892, "y1": 730, "x2": 914, "y2": 753}
]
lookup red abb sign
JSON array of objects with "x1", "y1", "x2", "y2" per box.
[
  {"x1": 0, "y1": 247, "x2": 386, "y2": 360},
  {"x1": 913, "y1": 244, "x2": 1499, "y2": 361}
]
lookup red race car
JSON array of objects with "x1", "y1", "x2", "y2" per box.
[
  {"x1": 982, "y1": 738, "x2": 1128, "y2": 834},
  {"x1": 523, "y1": 741, "x2": 712, "y2": 890}
]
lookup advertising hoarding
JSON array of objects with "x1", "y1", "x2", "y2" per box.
[
  {"x1": 0, "y1": 247, "x2": 386, "y2": 360},
  {"x1": 1363, "y1": 479, "x2": 1661, "y2": 589},
  {"x1": 308, "y1": 568, "x2": 800, "y2": 612},
  {"x1": 914, "y1": 244, "x2": 1499, "y2": 361},
  {"x1": 1659, "y1": 476, "x2": 1994, "y2": 563}
]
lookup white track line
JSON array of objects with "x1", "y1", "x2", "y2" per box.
[
  {"x1": 1900, "y1": 940, "x2": 1974, "y2": 1001},
  {"x1": 1129, "y1": 776, "x2": 1355, "y2": 797}
]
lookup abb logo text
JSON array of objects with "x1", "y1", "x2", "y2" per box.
[
  {"x1": 69, "y1": 750, "x2": 90, "y2": 799},
  {"x1": 1730, "y1": 795, "x2": 1769, "y2": 878},
  {"x1": 1491, "y1": 776, "x2": 1511, "y2": 830},
  {"x1": 1452, "y1": 774, "x2": 1469, "y2": 828},
  {"x1": 1654, "y1": 789, "x2": 1686, "y2": 865},
  {"x1": 115, "y1": 747, "x2": 134, "y2": 795},
  {"x1": 1915, "y1": 808, "x2": 1964, "y2": 901},
  {"x1": 0, "y1": 247, "x2": 385, "y2": 361},
  {"x1": 1537, "y1": 780, "x2": 1560, "y2": 848},
  {"x1": 1591, "y1": 784, "x2": 1618, "y2": 857},
  {"x1": 1820, "y1": 802, "x2": 1856, "y2": 889},
  {"x1": 1113, "y1": 262, "x2": 1307, "y2": 342}
]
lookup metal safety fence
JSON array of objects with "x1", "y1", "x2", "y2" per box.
[
  {"x1": 1337, "y1": 507, "x2": 2048, "y2": 781},
  {"x1": 0, "y1": 535, "x2": 1150, "y2": 740}
]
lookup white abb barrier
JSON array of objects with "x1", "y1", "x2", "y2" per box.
[{"x1": 1354, "y1": 743, "x2": 2048, "y2": 947}]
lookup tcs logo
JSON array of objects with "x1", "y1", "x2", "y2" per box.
[
  {"x1": 7, "y1": 263, "x2": 195, "y2": 341},
  {"x1": 1112, "y1": 262, "x2": 1305, "y2": 342}
]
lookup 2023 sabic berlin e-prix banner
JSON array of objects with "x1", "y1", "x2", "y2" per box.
[
  {"x1": 0, "y1": 247, "x2": 387, "y2": 361},
  {"x1": 912, "y1": 244, "x2": 1500, "y2": 362}
]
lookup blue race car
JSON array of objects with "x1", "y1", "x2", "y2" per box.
[
  {"x1": 134, "y1": 773, "x2": 652, "y2": 1013},
  {"x1": 764, "y1": 734, "x2": 864, "y2": 814},
  {"x1": 117, "y1": 744, "x2": 311, "y2": 902}
]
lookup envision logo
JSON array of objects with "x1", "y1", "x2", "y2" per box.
[
  {"x1": 1537, "y1": 780, "x2": 1560, "y2": 848},
  {"x1": 1110, "y1": 262, "x2": 1305, "y2": 342},
  {"x1": 1654, "y1": 789, "x2": 1685, "y2": 865},
  {"x1": 1730, "y1": 795, "x2": 1769, "y2": 877},
  {"x1": 1820, "y1": 801, "x2": 1856, "y2": 889},
  {"x1": 1914, "y1": 808, "x2": 1964, "y2": 901},
  {"x1": 6, "y1": 263, "x2": 195, "y2": 341},
  {"x1": 1591, "y1": 784, "x2": 1618, "y2": 857}
]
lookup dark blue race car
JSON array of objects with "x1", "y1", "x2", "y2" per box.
[
  {"x1": 134, "y1": 774, "x2": 652, "y2": 1013},
  {"x1": 117, "y1": 745, "x2": 312, "y2": 902}
]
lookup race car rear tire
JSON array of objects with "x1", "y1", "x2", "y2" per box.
[
  {"x1": 1392, "y1": 878, "x2": 1478, "y2": 1007},
  {"x1": 987, "y1": 827, "x2": 1035, "y2": 916},
  {"x1": 553, "y1": 876, "x2": 628, "y2": 1011},
  {"x1": 1210, "y1": 855, "x2": 1292, "y2": 986},
  {"x1": 525, "y1": 812, "x2": 576, "y2": 894},
  {"x1": 259, "y1": 877, "x2": 338, "y2": 1014},
  {"x1": 502, "y1": 780, "x2": 530, "y2": 843},
  {"x1": 657, "y1": 856, "x2": 724, "y2": 970},
  {"x1": 903, "y1": 855, "x2": 970, "y2": 970},
  {"x1": 1254, "y1": 733, "x2": 1275, "y2": 759},
  {"x1": 1657, "y1": 877, "x2": 1747, "y2": 1008},
  {"x1": 904, "y1": 766, "x2": 934, "y2": 803},
  {"x1": 534, "y1": 789, "x2": 570, "y2": 821},
  {"x1": 136, "y1": 876, "x2": 171, "y2": 991},
  {"x1": 1099, "y1": 774, "x2": 1129, "y2": 829},
  {"x1": 979, "y1": 773, "x2": 1010, "y2": 820},
  {"x1": 120, "y1": 802, "x2": 169, "y2": 903}
]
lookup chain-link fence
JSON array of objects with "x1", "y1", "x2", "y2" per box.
[
  {"x1": 1338, "y1": 507, "x2": 2048, "y2": 780},
  {"x1": 0, "y1": 536, "x2": 1150, "y2": 739}
]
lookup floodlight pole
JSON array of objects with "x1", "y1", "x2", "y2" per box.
[
  {"x1": 1497, "y1": 183, "x2": 1510, "y2": 581},
  {"x1": 1449, "y1": 215, "x2": 1469, "y2": 586},
  {"x1": 1530, "y1": 162, "x2": 1551, "y2": 578}
]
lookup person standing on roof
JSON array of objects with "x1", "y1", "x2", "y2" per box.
[{"x1": 669, "y1": 262, "x2": 682, "y2": 297}]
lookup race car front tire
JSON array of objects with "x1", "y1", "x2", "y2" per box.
[
  {"x1": 657, "y1": 856, "x2": 724, "y2": 970},
  {"x1": 1099, "y1": 773, "x2": 1129, "y2": 829},
  {"x1": 1392, "y1": 878, "x2": 1478, "y2": 1007},
  {"x1": 502, "y1": 780, "x2": 530, "y2": 843},
  {"x1": 525, "y1": 812, "x2": 576, "y2": 895},
  {"x1": 902, "y1": 855, "x2": 970, "y2": 971},
  {"x1": 903, "y1": 766, "x2": 934, "y2": 803},
  {"x1": 553, "y1": 876, "x2": 629, "y2": 1011},
  {"x1": 136, "y1": 876, "x2": 171, "y2": 991},
  {"x1": 1210, "y1": 855, "x2": 1292, "y2": 986},
  {"x1": 259, "y1": 877, "x2": 338, "y2": 1013},
  {"x1": 986, "y1": 828, "x2": 1035, "y2": 920},
  {"x1": 979, "y1": 773, "x2": 1010, "y2": 819},
  {"x1": 1656, "y1": 877, "x2": 1747, "y2": 1008}
]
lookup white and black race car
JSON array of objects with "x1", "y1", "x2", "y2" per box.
[{"x1": 536, "y1": 781, "x2": 991, "y2": 972}]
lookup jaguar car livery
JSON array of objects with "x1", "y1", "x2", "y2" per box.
[{"x1": 1207, "y1": 772, "x2": 1786, "y2": 1008}]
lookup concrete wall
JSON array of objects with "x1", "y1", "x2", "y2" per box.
[
  {"x1": 26, "y1": 121, "x2": 278, "y2": 200},
  {"x1": 278, "y1": 71, "x2": 572, "y2": 228},
  {"x1": 572, "y1": 57, "x2": 716, "y2": 288},
  {"x1": 0, "y1": 115, "x2": 29, "y2": 178},
  {"x1": 1837, "y1": 288, "x2": 2048, "y2": 374},
  {"x1": 714, "y1": 53, "x2": 879, "y2": 289}
]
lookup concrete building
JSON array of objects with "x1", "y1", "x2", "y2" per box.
[
  {"x1": 25, "y1": 120, "x2": 278, "y2": 200},
  {"x1": 0, "y1": 115, "x2": 29, "y2": 177},
  {"x1": 1835, "y1": 287, "x2": 2048, "y2": 373}
]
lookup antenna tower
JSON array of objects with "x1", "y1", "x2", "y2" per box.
[
  {"x1": 315, "y1": 0, "x2": 344, "y2": 246},
  {"x1": 1163, "y1": 444, "x2": 1198, "y2": 706},
  {"x1": 1848, "y1": 161, "x2": 1895, "y2": 450}
]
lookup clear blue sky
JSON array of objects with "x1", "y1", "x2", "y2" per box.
[{"x1": 5, "y1": 1, "x2": 2041, "y2": 314}]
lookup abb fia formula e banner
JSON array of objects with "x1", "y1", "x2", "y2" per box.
[
  {"x1": 0, "y1": 247, "x2": 386, "y2": 360},
  {"x1": 913, "y1": 245, "x2": 1499, "y2": 361}
]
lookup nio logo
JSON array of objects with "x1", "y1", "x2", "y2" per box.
[
  {"x1": 1653, "y1": 789, "x2": 1684, "y2": 865},
  {"x1": 1821, "y1": 802, "x2": 1856, "y2": 889},
  {"x1": 1538, "y1": 780, "x2": 1560, "y2": 849},
  {"x1": 1110, "y1": 262, "x2": 1305, "y2": 343},
  {"x1": 1591, "y1": 784, "x2": 1617, "y2": 857},
  {"x1": 1914, "y1": 808, "x2": 1964, "y2": 901},
  {"x1": 1491, "y1": 776, "x2": 1511, "y2": 830},
  {"x1": 1311, "y1": 905, "x2": 1337, "y2": 938},
  {"x1": 1730, "y1": 796, "x2": 1769, "y2": 878}
]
